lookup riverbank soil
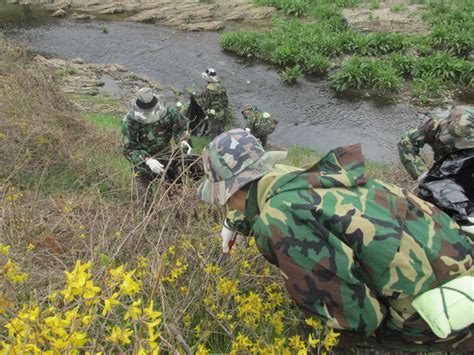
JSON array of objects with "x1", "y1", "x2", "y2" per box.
[
  {"x1": 8, "y1": 0, "x2": 275, "y2": 31},
  {"x1": 343, "y1": 0, "x2": 430, "y2": 34}
]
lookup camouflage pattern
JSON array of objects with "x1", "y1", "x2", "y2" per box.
[
  {"x1": 197, "y1": 129, "x2": 287, "y2": 205},
  {"x1": 242, "y1": 105, "x2": 278, "y2": 147},
  {"x1": 196, "y1": 82, "x2": 230, "y2": 137},
  {"x1": 398, "y1": 106, "x2": 474, "y2": 179},
  {"x1": 200, "y1": 136, "x2": 473, "y2": 350},
  {"x1": 121, "y1": 106, "x2": 188, "y2": 172}
]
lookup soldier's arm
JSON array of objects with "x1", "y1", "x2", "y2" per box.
[
  {"x1": 254, "y1": 206, "x2": 386, "y2": 335},
  {"x1": 120, "y1": 116, "x2": 150, "y2": 165},
  {"x1": 166, "y1": 107, "x2": 189, "y2": 143},
  {"x1": 398, "y1": 118, "x2": 441, "y2": 179},
  {"x1": 224, "y1": 210, "x2": 252, "y2": 237}
]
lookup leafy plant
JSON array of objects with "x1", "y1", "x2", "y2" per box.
[
  {"x1": 412, "y1": 74, "x2": 451, "y2": 104},
  {"x1": 368, "y1": 1, "x2": 380, "y2": 10},
  {"x1": 281, "y1": 64, "x2": 303, "y2": 84},
  {"x1": 219, "y1": 31, "x2": 261, "y2": 57},
  {"x1": 53, "y1": 66, "x2": 78, "y2": 78},
  {"x1": 329, "y1": 57, "x2": 402, "y2": 93}
]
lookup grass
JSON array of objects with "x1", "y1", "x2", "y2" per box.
[
  {"x1": 0, "y1": 38, "x2": 413, "y2": 353},
  {"x1": 219, "y1": 0, "x2": 474, "y2": 103},
  {"x1": 53, "y1": 66, "x2": 78, "y2": 78}
]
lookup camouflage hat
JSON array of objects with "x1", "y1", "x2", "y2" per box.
[
  {"x1": 448, "y1": 106, "x2": 473, "y2": 136},
  {"x1": 198, "y1": 128, "x2": 287, "y2": 205}
]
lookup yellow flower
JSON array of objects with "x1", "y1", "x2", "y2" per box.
[
  {"x1": 305, "y1": 317, "x2": 323, "y2": 330},
  {"x1": 196, "y1": 344, "x2": 210, "y2": 355},
  {"x1": 0, "y1": 243, "x2": 11, "y2": 255},
  {"x1": 102, "y1": 292, "x2": 120, "y2": 316},
  {"x1": 107, "y1": 326, "x2": 133, "y2": 345},
  {"x1": 26, "y1": 243, "x2": 35, "y2": 252},
  {"x1": 119, "y1": 270, "x2": 141, "y2": 296},
  {"x1": 217, "y1": 277, "x2": 239, "y2": 297},
  {"x1": 308, "y1": 333, "x2": 320, "y2": 348},
  {"x1": 124, "y1": 299, "x2": 142, "y2": 320},
  {"x1": 288, "y1": 335, "x2": 306, "y2": 351},
  {"x1": 323, "y1": 328, "x2": 340, "y2": 350},
  {"x1": 143, "y1": 300, "x2": 162, "y2": 321}
]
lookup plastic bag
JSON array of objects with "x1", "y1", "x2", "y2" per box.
[{"x1": 418, "y1": 149, "x2": 474, "y2": 225}]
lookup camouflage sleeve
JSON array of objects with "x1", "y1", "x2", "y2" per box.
[
  {"x1": 398, "y1": 118, "x2": 441, "y2": 179},
  {"x1": 120, "y1": 116, "x2": 150, "y2": 165},
  {"x1": 253, "y1": 203, "x2": 386, "y2": 335},
  {"x1": 224, "y1": 210, "x2": 252, "y2": 236},
  {"x1": 165, "y1": 107, "x2": 189, "y2": 142}
]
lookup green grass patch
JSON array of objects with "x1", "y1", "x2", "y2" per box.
[
  {"x1": 53, "y1": 66, "x2": 78, "y2": 78},
  {"x1": 281, "y1": 64, "x2": 303, "y2": 84},
  {"x1": 83, "y1": 113, "x2": 122, "y2": 133},
  {"x1": 329, "y1": 57, "x2": 402, "y2": 93},
  {"x1": 220, "y1": 0, "x2": 474, "y2": 101}
]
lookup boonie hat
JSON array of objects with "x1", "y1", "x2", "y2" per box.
[{"x1": 198, "y1": 128, "x2": 287, "y2": 205}]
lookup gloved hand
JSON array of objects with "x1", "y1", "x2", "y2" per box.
[
  {"x1": 180, "y1": 140, "x2": 192, "y2": 155},
  {"x1": 417, "y1": 170, "x2": 428, "y2": 183},
  {"x1": 221, "y1": 225, "x2": 237, "y2": 254},
  {"x1": 145, "y1": 158, "x2": 165, "y2": 174},
  {"x1": 245, "y1": 127, "x2": 251, "y2": 133}
]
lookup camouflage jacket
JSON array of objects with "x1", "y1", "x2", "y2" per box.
[
  {"x1": 121, "y1": 107, "x2": 187, "y2": 165},
  {"x1": 398, "y1": 107, "x2": 474, "y2": 179},
  {"x1": 227, "y1": 144, "x2": 472, "y2": 349},
  {"x1": 196, "y1": 82, "x2": 229, "y2": 120},
  {"x1": 243, "y1": 106, "x2": 278, "y2": 137}
]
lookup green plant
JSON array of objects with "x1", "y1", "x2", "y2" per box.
[
  {"x1": 368, "y1": 1, "x2": 380, "y2": 10},
  {"x1": 412, "y1": 74, "x2": 451, "y2": 104},
  {"x1": 281, "y1": 64, "x2": 303, "y2": 84},
  {"x1": 99, "y1": 24, "x2": 108, "y2": 33},
  {"x1": 329, "y1": 57, "x2": 402, "y2": 93},
  {"x1": 391, "y1": 4, "x2": 407, "y2": 13},
  {"x1": 219, "y1": 31, "x2": 261, "y2": 57},
  {"x1": 53, "y1": 66, "x2": 78, "y2": 78}
]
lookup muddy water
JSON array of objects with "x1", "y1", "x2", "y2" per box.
[{"x1": 6, "y1": 19, "x2": 430, "y2": 162}]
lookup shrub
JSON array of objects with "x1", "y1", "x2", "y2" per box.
[
  {"x1": 430, "y1": 25, "x2": 474, "y2": 58},
  {"x1": 412, "y1": 52, "x2": 464, "y2": 82},
  {"x1": 389, "y1": 53, "x2": 416, "y2": 77},
  {"x1": 329, "y1": 57, "x2": 402, "y2": 93},
  {"x1": 412, "y1": 74, "x2": 451, "y2": 104},
  {"x1": 219, "y1": 31, "x2": 261, "y2": 57},
  {"x1": 281, "y1": 64, "x2": 303, "y2": 84},
  {"x1": 300, "y1": 53, "x2": 331, "y2": 75}
]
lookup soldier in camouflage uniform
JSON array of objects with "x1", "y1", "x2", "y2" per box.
[
  {"x1": 121, "y1": 88, "x2": 191, "y2": 202},
  {"x1": 398, "y1": 106, "x2": 474, "y2": 180},
  {"x1": 196, "y1": 68, "x2": 229, "y2": 137},
  {"x1": 242, "y1": 104, "x2": 278, "y2": 147},
  {"x1": 198, "y1": 129, "x2": 473, "y2": 351}
]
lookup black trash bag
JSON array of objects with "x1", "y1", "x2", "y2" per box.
[
  {"x1": 163, "y1": 153, "x2": 204, "y2": 183},
  {"x1": 418, "y1": 149, "x2": 474, "y2": 225},
  {"x1": 187, "y1": 95, "x2": 209, "y2": 137}
]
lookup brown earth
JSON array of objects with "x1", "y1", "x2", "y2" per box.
[
  {"x1": 9, "y1": 0, "x2": 275, "y2": 31},
  {"x1": 343, "y1": 0, "x2": 430, "y2": 34}
]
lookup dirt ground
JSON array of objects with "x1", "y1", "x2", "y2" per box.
[
  {"x1": 343, "y1": 0, "x2": 431, "y2": 34},
  {"x1": 9, "y1": 0, "x2": 275, "y2": 31}
]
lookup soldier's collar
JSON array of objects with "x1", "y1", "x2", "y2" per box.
[{"x1": 244, "y1": 180, "x2": 260, "y2": 226}]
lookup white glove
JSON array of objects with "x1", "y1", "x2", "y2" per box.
[
  {"x1": 145, "y1": 158, "x2": 165, "y2": 174},
  {"x1": 221, "y1": 225, "x2": 236, "y2": 254},
  {"x1": 180, "y1": 140, "x2": 192, "y2": 155},
  {"x1": 417, "y1": 171, "x2": 428, "y2": 183},
  {"x1": 245, "y1": 127, "x2": 251, "y2": 133}
]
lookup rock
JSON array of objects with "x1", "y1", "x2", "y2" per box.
[
  {"x1": 52, "y1": 9, "x2": 67, "y2": 17},
  {"x1": 43, "y1": 2, "x2": 70, "y2": 12},
  {"x1": 180, "y1": 21, "x2": 224, "y2": 32},
  {"x1": 72, "y1": 13, "x2": 95, "y2": 20}
]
